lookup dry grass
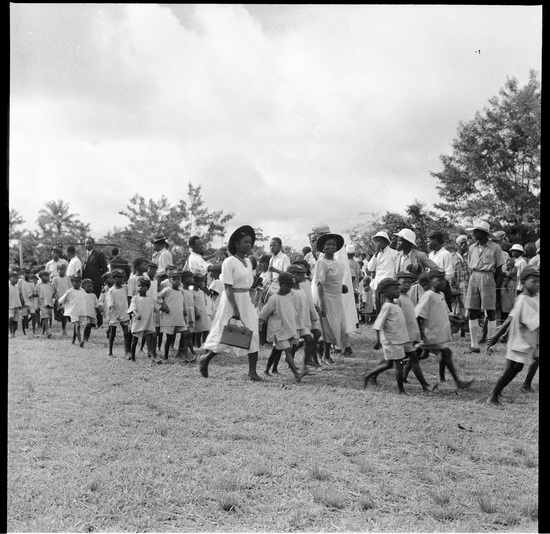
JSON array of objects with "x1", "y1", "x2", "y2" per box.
[{"x1": 8, "y1": 323, "x2": 538, "y2": 532}]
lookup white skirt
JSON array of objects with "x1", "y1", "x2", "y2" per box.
[{"x1": 202, "y1": 290, "x2": 259, "y2": 356}]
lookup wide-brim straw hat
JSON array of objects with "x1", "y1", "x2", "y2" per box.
[
  {"x1": 227, "y1": 225, "x2": 256, "y2": 255},
  {"x1": 316, "y1": 233, "x2": 345, "y2": 253},
  {"x1": 394, "y1": 229, "x2": 417, "y2": 246},
  {"x1": 466, "y1": 220, "x2": 492, "y2": 236}
]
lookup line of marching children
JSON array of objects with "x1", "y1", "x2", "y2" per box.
[{"x1": 9, "y1": 255, "x2": 539, "y2": 404}]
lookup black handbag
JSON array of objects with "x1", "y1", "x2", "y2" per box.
[{"x1": 220, "y1": 318, "x2": 253, "y2": 350}]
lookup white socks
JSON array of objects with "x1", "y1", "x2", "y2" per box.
[{"x1": 469, "y1": 320, "x2": 480, "y2": 348}]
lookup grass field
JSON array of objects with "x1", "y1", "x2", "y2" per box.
[{"x1": 8, "y1": 323, "x2": 538, "y2": 532}]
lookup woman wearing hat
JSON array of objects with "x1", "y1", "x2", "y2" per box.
[
  {"x1": 313, "y1": 233, "x2": 349, "y2": 363},
  {"x1": 367, "y1": 231, "x2": 398, "y2": 315},
  {"x1": 199, "y1": 226, "x2": 263, "y2": 381},
  {"x1": 151, "y1": 235, "x2": 173, "y2": 282}
]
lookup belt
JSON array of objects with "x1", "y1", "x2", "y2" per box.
[
  {"x1": 472, "y1": 269, "x2": 493, "y2": 273},
  {"x1": 232, "y1": 288, "x2": 252, "y2": 293}
]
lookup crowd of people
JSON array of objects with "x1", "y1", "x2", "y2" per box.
[{"x1": 9, "y1": 221, "x2": 539, "y2": 405}]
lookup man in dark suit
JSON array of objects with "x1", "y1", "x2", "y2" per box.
[{"x1": 82, "y1": 237, "x2": 109, "y2": 326}]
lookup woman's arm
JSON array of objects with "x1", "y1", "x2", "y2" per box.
[{"x1": 224, "y1": 284, "x2": 241, "y2": 320}]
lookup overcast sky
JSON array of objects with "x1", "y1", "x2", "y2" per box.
[{"x1": 9, "y1": 4, "x2": 542, "y2": 250}]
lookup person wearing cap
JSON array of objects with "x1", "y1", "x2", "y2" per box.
[
  {"x1": 307, "y1": 223, "x2": 358, "y2": 339},
  {"x1": 346, "y1": 244, "x2": 363, "y2": 308},
  {"x1": 416, "y1": 269, "x2": 473, "y2": 390},
  {"x1": 367, "y1": 231, "x2": 398, "y2": 315},
  {"x1": 450, "y1": 235, "x2": 471, "y2": 319},
  {"x1": 105, "y1": 268, "x2": 132, "y2": 358},
  {"x1": 528, "y1": 239, "x2": 540, "y2": 267},
  {"x1": 45, "y1": 247, "x2": 69, "y2": 280},
  {"x1": 427, "y1": 230, "x2": 454, "y2": 312},
  {"x1": 66, "y1": 245, "x2": 83, "y2": 280},
  {"x1": 127, "y1": 276, "x2": 159, "y2": 362},
  {"x1": 199, "y1": 225, "x2": 263, "y2": 381},
  {"x1": 509, "y1": 244, "x2": 528, "y2": 294},
  {"x1": 363, "y1": 277, "x2": 410, "y2": 393},
  {"x1": 465, "y1": 220, "x2": 505, "y2": 354},
  {"x1": 486, "y1": 265, "x2": 539, "y2": 405},
  {"x1": 394, "y1": 229, "x2": 438, "y2": 275},
  {"x1": 151, "y1": 235, "x2": 173, "y2": 282},
  {"x1": 313, "y1": 232, "x2": 351, "y2": 363}
]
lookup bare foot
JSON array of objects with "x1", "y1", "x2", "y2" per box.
[{"x1": 248, "y1": 373, "x2": 262, "y2": 382}]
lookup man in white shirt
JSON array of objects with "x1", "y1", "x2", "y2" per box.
[
  {"x1": 427, "y1": 230, "x2": 454, "y2": 311},
  {"x1": 45, "y1": 247, "x2": 68, "y2": 280},
  {"x1": 367, "y1": 231, "x2": 398, "y2": 313},
  {"x1": 186, "y1": 235, "x2": 222, "y2": 277},
  {"x1": 151, "y1": 235, "x2": 173, "y2": 282},
  {"x1": 66, "y1": 245, "x2": 82, "y2": 279},
  {"x1": 262, "y1": 237, "x2": 291, "y2": 293}
]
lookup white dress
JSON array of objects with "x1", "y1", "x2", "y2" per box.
[{"x1": 202, "y1": 255, "x2": 259, "y2": 356}]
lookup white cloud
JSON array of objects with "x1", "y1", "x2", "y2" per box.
[{"x1": 9, "y1": 4, "x2": 542, "y2": 250}]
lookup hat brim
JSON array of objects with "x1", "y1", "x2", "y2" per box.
[
  {"x1": 228, "y1": 225, "x2": 256, "y2": 254},
  {"x1": 394, "y1": 233, "x2": 416, "y2": 246},
  {"x1": 467, "y1": 226, "x2": 492, "y2": 236},
  {"x1": 317, "y1": 233, "x2": 345, "y2": 252}
]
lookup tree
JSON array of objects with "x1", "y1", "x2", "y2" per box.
[
  {"x1": 432, "y1": 71, "x2": 541, "y2": 242},
  {"x1": 36, "y1": 200, "x2": 90, "y2": 241},
  {"x1": 116, "y1": 184, "x2": 234, "y2": 265}
]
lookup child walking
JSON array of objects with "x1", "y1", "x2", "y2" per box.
[
  {"x1": 395, "y1": 271, "x2": 438, "y2": 393},
  {"x1": 36, "y1": 270, "x2": 55, "y2": 338},
  {"x1": 486, "y1": 265, "x2": 539, "y2": 405},
  {"x1": 9, "y1": 271, "x2": 23, "y2": 337},
  {"x1": 258, "y1": 272, "x2": 303, "y2": 382},
  {"x1": 359, "y1": 276, "x2": 375, "y2": 325},
  {"x1": 191, "y1": 274, "x2": 212, "y2": 349},
  {"x1": 106, "y1": 269, "x2": 132, "y2": 358},
  {"x1": 127, "y1": 257, "x2": 149, "y2": 305},
  {"x1": 82, "y1": 278, "x2": 99, "y2": 344},
  {"x1": 415, "y1": 269, "x2": 473, "y2": 390},
  {"x1": 127, "y1": 276, "x2": 159, "y2": 363},
  {"x1": 58, "y1": 275, "x2": 87, "y2": 347},
  {"x1": 19, "y1": 269, "x2": 38, "y2": 337},
  {"x1": 363, "y1": 278, "x2": 410, "y2": 394},
  {"x1": 52, "y1": 263, "x2": 72, "y2": 336},
  {"x1": 156, "y1": 270, "x2": 190, "y2": 361},
  {"x1": 97, "y1": 272, "x2": 115, "y2": 339}
]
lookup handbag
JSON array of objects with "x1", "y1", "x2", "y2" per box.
[{"x1": 220, "y1": 318, "x2": 253, "y2": 350}]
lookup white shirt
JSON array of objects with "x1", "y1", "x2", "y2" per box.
[
  {"x1": 515, "y1": 256, "x2": 528, "y2": 291},
  {"x1": 152, "y1": 248, "x2": 173, "y2": 277},
  {"x1": 45, "y1": 258, "x2": 68, "y2": 279},
  {"x1": 367, "y1": 246, "x2": 398, "y2": 290},
  {"x1": 188, "y1": 251, "x2": 210, "y2": 277},
  {"x1": 67, "y1": 256, "x2": 82, "y2": 278},
  {"x1": 428, "y1": 247, "x2": 454, "y2": 282},
  {"x1": 263, "y1": 251, "x2": 291, "y2": 285}
]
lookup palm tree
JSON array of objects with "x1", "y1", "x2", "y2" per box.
[{"x1": 37, "y1": 200, "x2": 80, "y2": 238}]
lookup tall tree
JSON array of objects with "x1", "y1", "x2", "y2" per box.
[
  {"x1": 9, "y1": 209, "x2": 25, "y2": 241},
  {"x1": 432, "y1": 71, "x2": 541, "y2": 242}
]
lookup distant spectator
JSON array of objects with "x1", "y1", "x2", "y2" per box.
[
  {"x1": 151, "y1": 235, "x2": 173, "y2": 282},
  {"x1": 66, "y1": 246, "x2": 82, "y2": 279},
  {"x1": 109, "y1": 247, "x2": 131, "y2": 281},
  {"x1": 45, "y1": 246, "x2": 69, "y2": 280}
]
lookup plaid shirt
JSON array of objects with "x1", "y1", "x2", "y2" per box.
[{"x1": 452, "y1": 252, "x2": 470, "y2": 293}]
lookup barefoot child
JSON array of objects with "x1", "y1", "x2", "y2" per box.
[
  {"x1": 19, "y1": 269, "x2": 38, "y2": 336},
  {"x1": 156, "y1": 270, "x2": 190, "y2": 361},
  {"x1": 9, "y1": 271, "x2": 23, "y2": 337},
  {"x1": 415, "y1": 269, "x2": 473, "y2": 390},
  {"x1": 363, "y1": 278, "x2": 409, "y2": 394},
  {"x1": 395, "y1": 271, "x2": 438, "y2": 393},
  {"x1": 36, "y1": 270, "x2": 55, "y2": 338},
  {"x1": 258, "y1": 272, "x2": 303, "y2": 382},
  {"x1": 128, "y1": 276, "x2": 158, "y2": 362},
  {"x1": 486, "y1": 265, "x2": 539, "y2": 405},
  {"x1": 52, "y1": 264, "x2": 72, "y2": 336},
  {"x1": 192, "y1": 274, "x2": 212, "y2": 349},
  {"x1": 58, "y1": 275, "x2": 87, "y2": 347},
  {"x1": 82, "y1": 279, "x2": 99, "y2": 345},
  {"x1": 98, "y1": 272, "x2": 115, "y2": 339},
  {"x1": 106, "y1": 269, "x2": 131, "y2": 358}
]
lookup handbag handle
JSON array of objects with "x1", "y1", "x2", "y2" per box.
[{"x1": 228, "y1": 317, "x2": 246, "y2": 328}]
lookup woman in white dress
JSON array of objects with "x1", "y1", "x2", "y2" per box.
[{"x1": 199, "y1": 225, "x2": 263, "y2": 381}]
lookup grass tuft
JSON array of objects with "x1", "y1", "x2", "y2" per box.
[{"x1": 311, "y1": 483, "x2": 347, "y2": 509}]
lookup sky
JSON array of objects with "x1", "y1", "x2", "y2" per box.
[{"x1": 9, "y1": 4, "x2": 542, "y2": 251}]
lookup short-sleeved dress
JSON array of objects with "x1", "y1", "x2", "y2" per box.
[{"x1": 202, "y1": 255, "x2": 259, "y2": 356}]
